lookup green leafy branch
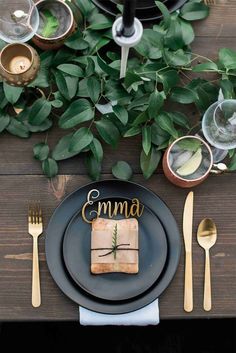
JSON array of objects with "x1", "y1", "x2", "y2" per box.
[
  {"x1": 0, "y1": 0, "x2": 235, "y2": 180},
  {"x1": 112, "y1": 223, "x2": 118, "y2": 260}
]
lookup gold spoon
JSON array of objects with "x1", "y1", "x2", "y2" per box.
[{"x1": 197, "y1": 218, "x2": 217, "y2": 311}]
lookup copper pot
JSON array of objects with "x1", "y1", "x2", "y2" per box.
[
  {"x1": 162, "y1": 135, "x2": 213, "y2": 188},
  {"x1": 32, "y1": 0, "x2": 76, "y2": 50},
  {"x1": 0, "y1": 43, "x2": 40, "y2": 87}
]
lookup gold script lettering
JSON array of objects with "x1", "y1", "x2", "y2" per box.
[
  {"x1": 130, "y1": 198, "x2": 144, "y2": 217},
  {"x1": 82, "y1": 189, "x2": 100, "y2": 223},
  {"x1": 97, "y1": 201, "x2": 112, "y2": 219}
]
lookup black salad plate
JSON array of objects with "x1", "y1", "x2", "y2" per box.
[
  {"x1": 92, "y1": 0, "x2": 188, "y2": 21},
  {"x1": 63, "y1": 197, "x2": 168, "y2": 301},
  {"x1": 45, "y1": 180, "x2": 181, "y2": 314}
]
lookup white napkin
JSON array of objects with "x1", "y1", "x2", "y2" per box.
[{"x1": 79, "y1": 299, "x2": 159, "y2": 326}]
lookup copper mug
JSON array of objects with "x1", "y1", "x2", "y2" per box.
[
  {"x1": 162, "y1": 136, "x2": 214, "y2": 188},
  {"x1": 0, "y1": 43, "x2": 40, "y2": 87},
  {"x1": 32, "y1": 0, "x2": 76, "y2": 50}
]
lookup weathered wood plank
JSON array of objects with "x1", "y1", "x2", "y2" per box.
[{"x1": 0, "y1": 173, "x2": 235, "y2": 320}]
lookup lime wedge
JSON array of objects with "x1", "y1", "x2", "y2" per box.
[{"x1": 176, "y1": 148, "x2": 202, "y2": 176}]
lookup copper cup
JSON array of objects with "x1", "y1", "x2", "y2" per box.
[
  {"x1": 162, "y1": 135, "x2": 213, "y2": 188},
  {"x1": 32, "y1": 0, "x2": 76, "y2": 50},
  {"x1": 0, "y1": 43, "x2": 40, "y2": 87}
]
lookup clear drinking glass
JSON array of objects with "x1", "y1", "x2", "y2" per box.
[
  {"x1": 0, "y1": 0, "x2": 39, "y2": 43},
  {"x1": 202, "y1": 99, "x2": 236, "y2": 150}
]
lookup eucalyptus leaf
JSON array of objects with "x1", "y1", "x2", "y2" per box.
[
  {"x1": 42, "y1": 158, "x2": 58, "y2": 178},
  {"x1": 85, "y1": 153, "x2": 101, "y2": 181},
  {"x1": 70, "y1": 127, "x2": 93, "y2": 153},
  {"x1": 33, "y1": 142, "x2": 49, "y2": 161},
  {"x1": 140, "y1": 146, "x2": 162, "y2": 179},
  {"x1": 123, "y1": 126, "x2": 141, "y2": 137},
  {"x1": 113, "y1": 105, "x2": 128, "y2": 125},
  {"x1": 148, "y1": 90, "x2": 164, "y2": 119},
  {"x1": 155, "y1": 113, "x2": 178, "y2": 138},
  {"x1": 112, "y1": 161, "x2": 133, "y2": 181},
  {"x1": 28, "y1": 99, "x2": 52, "y2": 126},
  {"x1": 0, "y1": 112, "x2": 10, "y2": 132},
  {"x1": 95, "y1": 118, "x2": 120, "y2": 148},
  {"x1": 57, "y1": 64, "x2": 83, "y2": 77},
  {"x1": 142, "y1": 126, "x2": 152, "y2": 155},
  {"x1": 59, "y1": 99, "x2": 94, "y2": 129},
  {"x1": 87, "y1": 76, "x2": 100, "y2": 103},
  {"x1": 52, "y1": 133, "x2": 80, "y2": 161},
  {"x1": 171, "y1": 87, "x2": 198, "y2": 104},
  {"x1": 90, "y1": 138, "x2": 103, "y2": 162},
  {"x1": 6, "y1": 119, "x2": 30, "y2": 138},
  {"x1": 3, "y1": 83, "x2": 23, "y2": 104},
  {"x1": 180, "y1": 2, "x2": 209, "y2": 21}
]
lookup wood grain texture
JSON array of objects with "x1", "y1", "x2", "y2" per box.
[{"x1": 0, "y1": 174, "x2": 235, "y2": 320}]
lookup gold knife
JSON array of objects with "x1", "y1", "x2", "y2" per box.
[{"x1": 183, "y1": 191, "x2": 194, "y2": 312}]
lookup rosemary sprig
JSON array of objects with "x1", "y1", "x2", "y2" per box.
[{"x1": 112, "y1": 223, "x2": 118, "y2": 260}]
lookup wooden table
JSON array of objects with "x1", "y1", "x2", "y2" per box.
[{"x1": 0, "y1": 1, "x2": 236, "y2": 321}]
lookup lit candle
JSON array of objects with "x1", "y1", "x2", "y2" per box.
[
  {"x1": 122, "y1": 0, "x2": 137, "y2": 37},
  {"x1": 9, "y1": 56, "x2": 31, "y2": 74}
]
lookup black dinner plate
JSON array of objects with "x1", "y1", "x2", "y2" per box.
[
  {"x1": 92, "y1": 0, "x2": 188, "y2": 21},
  {"x1": 63, "y1": 197, "x2": 168, "y2": 301},
  {"x1": 45, "y1": 180, "x2": 181, "y2": 314}
]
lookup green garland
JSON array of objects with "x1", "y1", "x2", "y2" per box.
[{"x1": 0, "y1": 0, "x2": 236, "y2": 180}]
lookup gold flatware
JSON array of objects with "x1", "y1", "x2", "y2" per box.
[
  {"x1": 183, "y1": 191, "x2": 194, "y2": 312},
  {"x1": 197, "y1": 218, "x2": 217, "y2": 311},
  {"x1": 28, "y1": 203, "x2": 43, "y2": 308}
]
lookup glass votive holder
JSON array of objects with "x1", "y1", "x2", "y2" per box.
[{"x1": 0, "y1": 42, "x2": 40, "y2": 86}]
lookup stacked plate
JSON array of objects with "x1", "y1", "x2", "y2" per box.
[
  {"x1": 45, "y1": 180, "x2": 181, "y2": 314},
  {"x1": 92, "y1": 0, "x2": 188, "y2": 21}
]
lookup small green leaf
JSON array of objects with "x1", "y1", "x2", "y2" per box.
[
  {"x1": 29, "y1": 99, "x2": 52, "y2": 126},
  {"x1": 113, "y1": 105, "x2": 128, "y2": 125},
  {"x1": 220, "y1": 79, "x2": 235, "y2": 99},
  {"x1": 6, "y1": 119, "x2": 30, "y2": 138},
  {"x1": 228, "y1": 153, "x2": 236, "y2": 171},
  {"x1": 51, "y1": 99, "x2": 63, "y2": 108},
  {"x1": 59, "y1": 99, "x2": 94, "y2": 129},
  {"x1": 180, "y1": 2, "x2": 209, "y2": 21},
  {"x1": 85, "y1": 153, "x2": 101, "y2": 181},
  {"x1": 95, "y1": 118, "x2": 120, "y2": 148},
  {"x1": 155, "y1": 113, "x2": 178, "y2": 138},
  {"x1": 168, "y1": 112, "x2": 190, "y2": 129},
  {"x1": 90, "y1": 138, "x2": 103, "y2": 162},
  {"x1": 148, "y1": 90, "x2": 164, "y2": 119},
  {"x1": 171, "y1": 87, "x2": 198, "y2": 104},
  {"x1": 142, "y1": 126, "x2": 152, "y2": 155},
  {"x1": 40, "y1": 9, "x2": 59, "y2": 38},
  {"x1": 52, "y1": 133, "x2": 80, "y2": 161},
  {"x1": 97, "y1": 54, "x2": 119, "y2": 78},
  {"x1": 42, "y1": 158, "x2": 58, "y2": 178},
  {"x1": 158, "y1": 70, "x2": 180, "y2": 93},
  {"x1": 132, "y1": 111, "x2": 149, "y2": 127},
  {"x1": 177, "y1": 138, "x2": 202, "y2": 152},
  {"x1": 33, "y1": 142, "x2": 49, "y2": 161},
  {"x1": 123, "y1": 126, "x2": 141, "y2": 137},
  {"x1": 112, "y1": 161, "x2": 133, "y2": 181},
  {"x1": 74, "y1": 0, "x2": 95, "y2": 17},
  {"x1": 88, "y1": 14, "x2": 112, "y2": 30},
  {"x1": 69, "y1": 127, "x2": 93, "y2": 153},
  {"x1": 192, "y1": 62, "x2": 219, "y2": 72},
  {"x1": 0, "y1": 112, "x2": 10, "y2": 132},
  {"x1": 155, "y1": 1, "x2": 171, "y2": 27},
  {"x1": 65, "y1": 29, "x2": 89, "y2": 50},
  {"x1": 87, "y1": 76, "x2": 100, "y2": 103},
  {"x1": 3, "y1": 83, "x2": 23, "y2": 104},
  {"x1": 164, "y1": 49, "x2": 191, "y2": 66},
  {"x1": 140, "y1": 146, "x2": 162, "y2": 179},
  {"x1": 85, "y1": 58, "x2": 95, "y2": 76},
  {"x1": 57, "y1": 64, "x2": 83, "y2": 77},
  {"x1": 219, "y1": 48, "x2": 236, "y2": 70}
]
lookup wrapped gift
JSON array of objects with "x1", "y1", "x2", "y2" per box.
[{"x1": 91, "y1": 218, "x2": 139, "y2": 274}]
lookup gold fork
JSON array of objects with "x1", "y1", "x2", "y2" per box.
[{"x1": 28, "y1": 203, "x2": 43, "y2": 308}]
